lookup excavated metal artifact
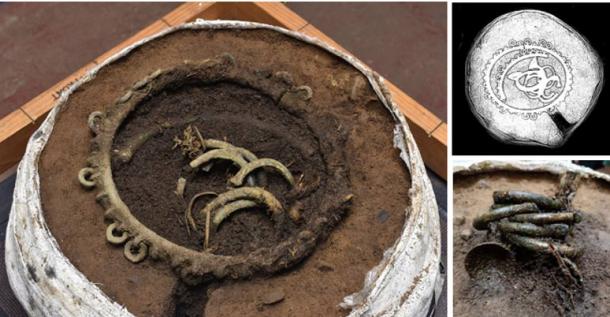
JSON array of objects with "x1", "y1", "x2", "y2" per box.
[
  {"x1": 77, "y1": 53, "x2": 353, "y2": 284},
  {"x1": 472, "y1": 189, "x2": 583, "y2": 257},
  {"x1": 468, "y1": 172, "x2": 585, "y2": 288},
  {"x1": 466, "y1": 10, "x2": 603, "y2": 147}
]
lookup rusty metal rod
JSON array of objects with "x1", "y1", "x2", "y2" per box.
[
  {"x1": 493, "y1": 190, "x2": 564, "y2": 210},
  {"x1": 473, "y1": 202, "x2": 539, "y2": 230},
  {"x1": 497, "y1": 221, "x2": 569, "y2": 239}
]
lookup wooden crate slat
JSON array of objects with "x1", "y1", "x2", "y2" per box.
[
  {"x1": 21, "y1": 62, "x2": 97, "y2": 122},
  {"x1": 386, "y1": 81, "x2": 442, "y2": 133},
  {"x1": 0, "y1": 110, "x2": 41, "y2": 173},
  {"x1": 0, "y1": 2, "x2": 447, "y2": 179},
  {"x1": 221, "y1": 3, "x2": 308, "y2": 30},
  {"x1": 249, "y1": 2, "x2": 309, "y2": 30},
  {"x1": 429, "y1": 123, "x2": 448, "y2": 179},
  {"x1": 163, "y1": 2, "x2": 220, "y2": 26},
  {"x1": 0, "y1": 110, "x2": 31, "y2": 143},
  {"x1": 301, "y1": 25, "x2": 442, "y2": 132}
]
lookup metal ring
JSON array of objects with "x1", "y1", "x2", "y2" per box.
[
  {"x1": 87, "y1": 111, "x2": 103, "y2": 134},
  {"x1": 124, "y1": 239, "x2": 148, "y2": 263},
  {"x1": 295, "y1": 85, "x2": 313, "y2": 100},
  {"x1": 106, "y1": 222, "x2": 129, "y2": 245},
  {"x1": 78, "y1": 167, "x2": 97, "y2": 189}
]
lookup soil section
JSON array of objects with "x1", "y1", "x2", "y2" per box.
[
  {"x1": 38, "y1": 28, "x2": 411, "y2": 316},
  {"x1": 454, "y1": 171, "x2": 610, "y2": 317}
]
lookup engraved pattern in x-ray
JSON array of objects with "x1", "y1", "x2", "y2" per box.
[
  {"x1": 482, "y1": 38, "x2": 573, "y2": 120},
  {"x1": 465, "y1": 10, "x2": 604, "y2": 148}
]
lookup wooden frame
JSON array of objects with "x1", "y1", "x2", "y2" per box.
[{"x1": 0, "y1": 2, "x2": 447, "y2": 179}]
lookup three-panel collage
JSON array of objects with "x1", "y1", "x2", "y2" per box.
[{"x1": 0, "y1": 1, "x2": 607, "y2": 317}]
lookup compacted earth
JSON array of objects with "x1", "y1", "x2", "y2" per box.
[
  {"x1": 453, "y1": 171, "x2": 610, "y2": 317},
  {"x1": 38, "y1": 28, "x2": 412, "y2": 316}
]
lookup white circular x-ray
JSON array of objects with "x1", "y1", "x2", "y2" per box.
[{"x1": 466, "y1": 10, "x2": 603, "y2": 148}]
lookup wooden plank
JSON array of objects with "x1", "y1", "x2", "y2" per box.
[
  {"x1": 386, "y1": 81, "x2": 444, "y2": 134},
  {"x1": 21, "y1": 62, "x2": 97, "y2": 122},
  {"x1": 0, "y1": 110, "x2": 41, "y2": 173},
  {"x1": 162, "y1": 2, "x2": 220, "y2": 26},
  {"x1": 219, "y1": 3, "x2": 308, "y2": 30},
  {"x1": 0, "y1": 9, "x2": 178, "y2": 177},
  {"x1": 247, "y1": 2, "x2": 309, "y2": 30},
  {"x1": 429, "y1": 123, "x2": 448, "y2": 179},
  {"x1": 0, "y1": 2, "x2": 447, "y2": 179}
]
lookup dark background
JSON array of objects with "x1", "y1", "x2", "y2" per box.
[{"x1": 453, "y1": 3, "x2": 610, "y2": 155}]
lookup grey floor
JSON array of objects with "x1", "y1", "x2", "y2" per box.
[{"x1": 0, "y1": 3, "x2": 447, "y2": 316}]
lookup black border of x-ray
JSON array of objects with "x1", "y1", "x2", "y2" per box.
[{"x1": 453, "y1": 3, "x2": 610, "y2": 155}]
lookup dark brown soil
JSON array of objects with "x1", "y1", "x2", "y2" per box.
[
  {"x1": 112, "y1": 81, "x2": 332, "y2": 255},
  {"x1": 454, "y1": 171, "x2": 610, "y2": 317},
  {"x1": 38, "y1": 28, "x2": 411, "y2": 316}
]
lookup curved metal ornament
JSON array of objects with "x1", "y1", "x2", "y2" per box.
[
  {"x1": 6, "y1": 20, "x2": 442, "y2": 317},
  {"x1": 78, "y1": 53, "x2": 348, "y2": 284}
]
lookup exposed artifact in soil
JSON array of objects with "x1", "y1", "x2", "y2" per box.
[
  {"x1": 471, "y1": 189, "x2": 584, "y2": 258},
  {"x1": 466, "y1": 178, "x2": 587, "y2": 313},
  {"x1": 8, "y1": 21, "x2": 441, "y2": 317},
  {"x1": 77, "y1": 53, "x2": 354, "y2": 285},
  {"x1": 173, "y1": 128, "x2": 298, "y2": 249},
  {"x1": 453, "y1": 162, "x2": 610, "y2": 317}
]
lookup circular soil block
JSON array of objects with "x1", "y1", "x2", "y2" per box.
[
  {"x1": 6, "y1": 21, "x2": 441, "y2": 316},
  {"x1": 453, "y1": 161, "x2": 610, "y2": 317}
]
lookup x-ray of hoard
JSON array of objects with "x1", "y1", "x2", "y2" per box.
[{"x1": 466, "y1": 10, "x2": 603, "y2": 148}]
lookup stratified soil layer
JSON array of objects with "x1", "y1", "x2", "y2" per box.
[
  {"x1": 453, "y1": 171, "x2": 610, "y2": 317},
  {"x1": 38, "y1": 28, "x2": 411, "y2": 316}
]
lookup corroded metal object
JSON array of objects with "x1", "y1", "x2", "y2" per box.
[
  {"x1": 471, "y1": 190, "x2": 583, "y2": 259},
  {"x1": 497, "y1": 222, "x2": 569, "y2": 239},
  {"x1": 76, "y1": 53, "x2": 352, "y2": 284},
  {"x1": 7, "y1": 20, "x2": 441, "y2": 317},
  {"x1": 472, "y1": 202, "x2": 539, "y2": 230},
  {"x1": 493, "y1": 190, "x2": 564, "y2": 210},
  {"x1": 504, "y1": 233, "x2": 582, "y2": 258},
  {"x1": 229, "y1": 158, "x2": 295, "y2": 187},
  {"x1": 468, "y1": 186, "x2": 584, "y2": 290},
  {"x1": 466, "y1": 10, "x2": 603, "y2": 147},
  {"x1": 179, "y1": 130, "x2": 296, "y2": 249}
]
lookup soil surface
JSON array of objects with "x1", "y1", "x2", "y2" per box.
[
  {"x1": 113, "y1": 81, "x2": 332, "y2": 255},
  {"x1": 38, "y1": 28, "x2": 411, "y2": 316},
  {"x1": 453, "y1": 171, "x2": 610, "y2": 317}
]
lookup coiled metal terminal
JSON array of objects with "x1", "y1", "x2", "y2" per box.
[
  {"x1": 106, "y1": 222, "x2": 129, "y2": 245},
  {"x1": 77, "y1": 53, "x2": 352, "y2": 284},
  {"x1": 124, "y1": 239, "x2": 148, "y2": 263},
  {"x1": 78, "y1": 167, "x2": 97, "y2": 189}
]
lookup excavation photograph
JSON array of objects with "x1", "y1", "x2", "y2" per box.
[
  {"x1": 453, "y1": 160, "x2": 610, "y2": 317},
  {"x1": 0, "y1": 2, "x2": 447, "y2": 317}
]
